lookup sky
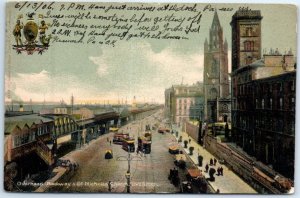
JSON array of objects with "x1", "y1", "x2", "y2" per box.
[{"x1": 4, "y1": 2, "x2": 297, "y2": 104}]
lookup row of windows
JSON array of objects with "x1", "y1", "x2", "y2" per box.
[
  {"x1": 178, "y1": 104, "x2": 203, "y2": 109},
  {"x1": 55, "y1": 117, "x2": 74, "y2": 125},
  {"x1": 37, "y1": 125, "x2": 52, "y2": 136},
  {"x1": 234, "y1": 115, "x2": 295, "y2": 135},
  {"x1": 13, "y1": 133, "x2": 35, "y2": 148},
  {"x1": 54, "y1": 124, "x2": 78, "y2": 136},
  {"x1": 177, "y1": 110, "x2": 202, "y2": 116},
  {"x1": 13, "y1": 125, "x2": 53, "y2": 148},
  {"x1": 237, "y1": 96, "x2": 295, "y2": 110},
  {"x1": 236, "y1": 80, "x2": 295, "y2": 96}
]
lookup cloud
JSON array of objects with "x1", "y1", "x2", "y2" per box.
[
  {"x1": 145, "y1": 46, "x2": 204, "y2": 85},
  {"x1": 88, "y1": 41, "x2": 205, "y2": 103},
  {"x1": 5, "y1": 70, "x2": 98, "y2": 103},
  {"x1": 89, "y1": 56, "x2": 109, "y2": 76},
  {"x1": 6, "y1": 42, "x2": 231, "y2": 104}
]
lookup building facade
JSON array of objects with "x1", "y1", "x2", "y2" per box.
[
  {"x1": 165, "y1": 83, "x2": 204, "y2": 125},
  {"x1": 231, "y1": 10, "x2": 296, "y2": 179},
  {"x1": 203, "y1": 11, "x2": 231, "y2": 123}
]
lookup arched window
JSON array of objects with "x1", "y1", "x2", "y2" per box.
[
  {"x1": 211, "y1": 58, "x2": 218, "y2": 75},
  {"x1": 244, "y1": 40, "x2": 254, "y2": 51},
  {"x1": 209, "y1": 88, "x2": 218, "y2": 99}
]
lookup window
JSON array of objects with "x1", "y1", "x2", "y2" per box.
[
  {"x1": 290, "y1": 81, "x2": 295, "y2": 91},
  {"x1": 262, "y1": 99, "x2": 265, "y2": 109},
  {"x1": 279, "y1": 98, "x2": 283, "y2": 109},
  {"x1": 212, "y1": 59, "x2": 218, "y2": 74},
  {"x1": 278, "y1": 83, "x2": 282, "y2": 92},
  {"x1": 244, "y1": 40, "x2": 254, "y2": 51},
  {"x1": 291, "y1": 97, "x2": 295, "y2": 110},
  {"x1": 245, "y1": 27, "x2": 253, "y2": 36}
]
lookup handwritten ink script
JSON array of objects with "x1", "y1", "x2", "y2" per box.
[{"x1": 14, "y1": 2, "x2": 238, "y2": 47}]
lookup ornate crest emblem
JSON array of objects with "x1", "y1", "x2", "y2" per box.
[{"x1": 12, "y1": 13, "x2": 52, "y2": 55}]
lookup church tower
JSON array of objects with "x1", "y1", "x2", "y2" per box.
[
  {"x1": 203, "y1": 11, "x2": 230, "y2": 123},
  {"x1": 231, "y1": 10, "x2": 262, "y2": 71}
]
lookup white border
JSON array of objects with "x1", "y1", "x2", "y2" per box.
[{"x1": 0, "y1": 1, "x2": 299, "y2": 198}]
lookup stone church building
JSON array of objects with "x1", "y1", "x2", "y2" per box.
[{"x1": 203, "y1": 11, "x2": 231, "y2": 123}]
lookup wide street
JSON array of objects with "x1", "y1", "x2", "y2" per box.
[{"x1": 57, "y1": 110, "x2": 180, "y2": 193}]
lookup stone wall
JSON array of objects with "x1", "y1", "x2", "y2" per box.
[{"x1": 184, "y1": 121, "x2": 199, "y2": 142}]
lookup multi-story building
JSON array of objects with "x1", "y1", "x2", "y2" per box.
[
  {"x1": 54, "y1": 105, "x2": 72, "y2": 115},
  {"x1": 203, "y1": 11, "x2": 231, "y2": 123},
  {"x1": 230, "y1": 9, "x2": 296, "y2": 179},
  {"x1": 165, "y1": 82, "x2": 204, "y2": 125},
  {"x1": 164, "y1": 87, "x2": 174, "y2": 120}
]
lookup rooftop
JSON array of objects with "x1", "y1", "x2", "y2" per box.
[{"x1": 5, "y1": 114, "x2": 53, "y2": 134}]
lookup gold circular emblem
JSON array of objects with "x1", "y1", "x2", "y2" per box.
[{"x1": 23, "y1": 21, "x2": 38, "y2": 42}]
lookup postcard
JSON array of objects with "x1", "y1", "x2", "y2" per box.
[{"x1": 4, "y1": 1, "x2": 297, "y2": 194}]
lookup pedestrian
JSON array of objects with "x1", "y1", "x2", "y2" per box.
[
  {"x1": 216, "y1": 189, "x2": 220, "y2": 193},
  {"x1": 189, "y1": 138, "x2": 191, "y2": 143},
  {"x1": 220, "y1": 166, "x2": 223, "y2": 176},
  {"x1": 110, "y1": 140, "x2": 112, "y2": 145},
  {"x1": 205, "y1": 164, "x2": 209, "y2": 172},
  {"x1": 136, "y1": 148, "x2": 139, "y2": 154},
  {"x1": 108, "y1": 181, "x2": 112, "y2": 192},
  {"x1": 213, "y1": 158, "x2": 217, "y2": 166},
  {"x1": 107, "y1": 137, "x2": 109, "y2": 142},
  {"x1": 217, "y1": 167, "x2": 220, "y2": 175},
  {"x1": 210, "y1": 158, "x2": 213, "y2": 166}
]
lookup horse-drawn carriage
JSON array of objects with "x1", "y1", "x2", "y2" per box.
[
  {"x1": 168, "y1": 168, "x2": 180, "y2": 186},
  {"x1": 186, "y1": 168, "x2": 207, "y2": 193},
  {"x1": 169, "y1": 145, "x2": 180, "y2": 154},
  {"x1": 174, "y1": 154, "x2": 186, "y2": 169}
]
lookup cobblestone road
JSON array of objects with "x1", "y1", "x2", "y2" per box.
[{"x1": 57, "y1": 112, "x2": 179, "y2": 193}]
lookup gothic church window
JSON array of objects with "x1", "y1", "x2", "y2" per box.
[{"x1": 211, "y1": 59, "x2": 218, "y2": 75}]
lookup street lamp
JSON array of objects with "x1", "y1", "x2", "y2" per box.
[
  {"x1": 198, "y1": 109, "x2": 203, "y2": 145},
  {"x1": 117, "y1": 146, "x2": 142, "y2": 193},
  {"x1": 125, "y1": 171, "x2": 131, "y2": 193}
]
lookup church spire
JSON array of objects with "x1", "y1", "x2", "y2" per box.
[
  {"x1": 212, "y1": 10, "x2": 221, "y2": 29},
  {"x1": 204, "y1": 38, "x2": 208, "y2": 52},
  {"x1": 224, "y1": 38, "x2": 228, "y2": 52},
  {"x1": 209, "y1": 10, "x2": 223, "y2": 50}
]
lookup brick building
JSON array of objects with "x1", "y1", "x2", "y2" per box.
[
  {"x1": 230, "y1": 10, "x2": 296, "y2": 179},
  {"x1": 165, "y1": 82, "x2": 204, "y2": 125}
]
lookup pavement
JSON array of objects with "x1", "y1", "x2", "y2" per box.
[{"x1": 171, "y1": 125, "x2": 257, "y2": 194}]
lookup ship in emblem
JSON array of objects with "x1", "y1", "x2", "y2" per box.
[{"x1": 12, "y1": 12, "x2": 52, "y2": 55}]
